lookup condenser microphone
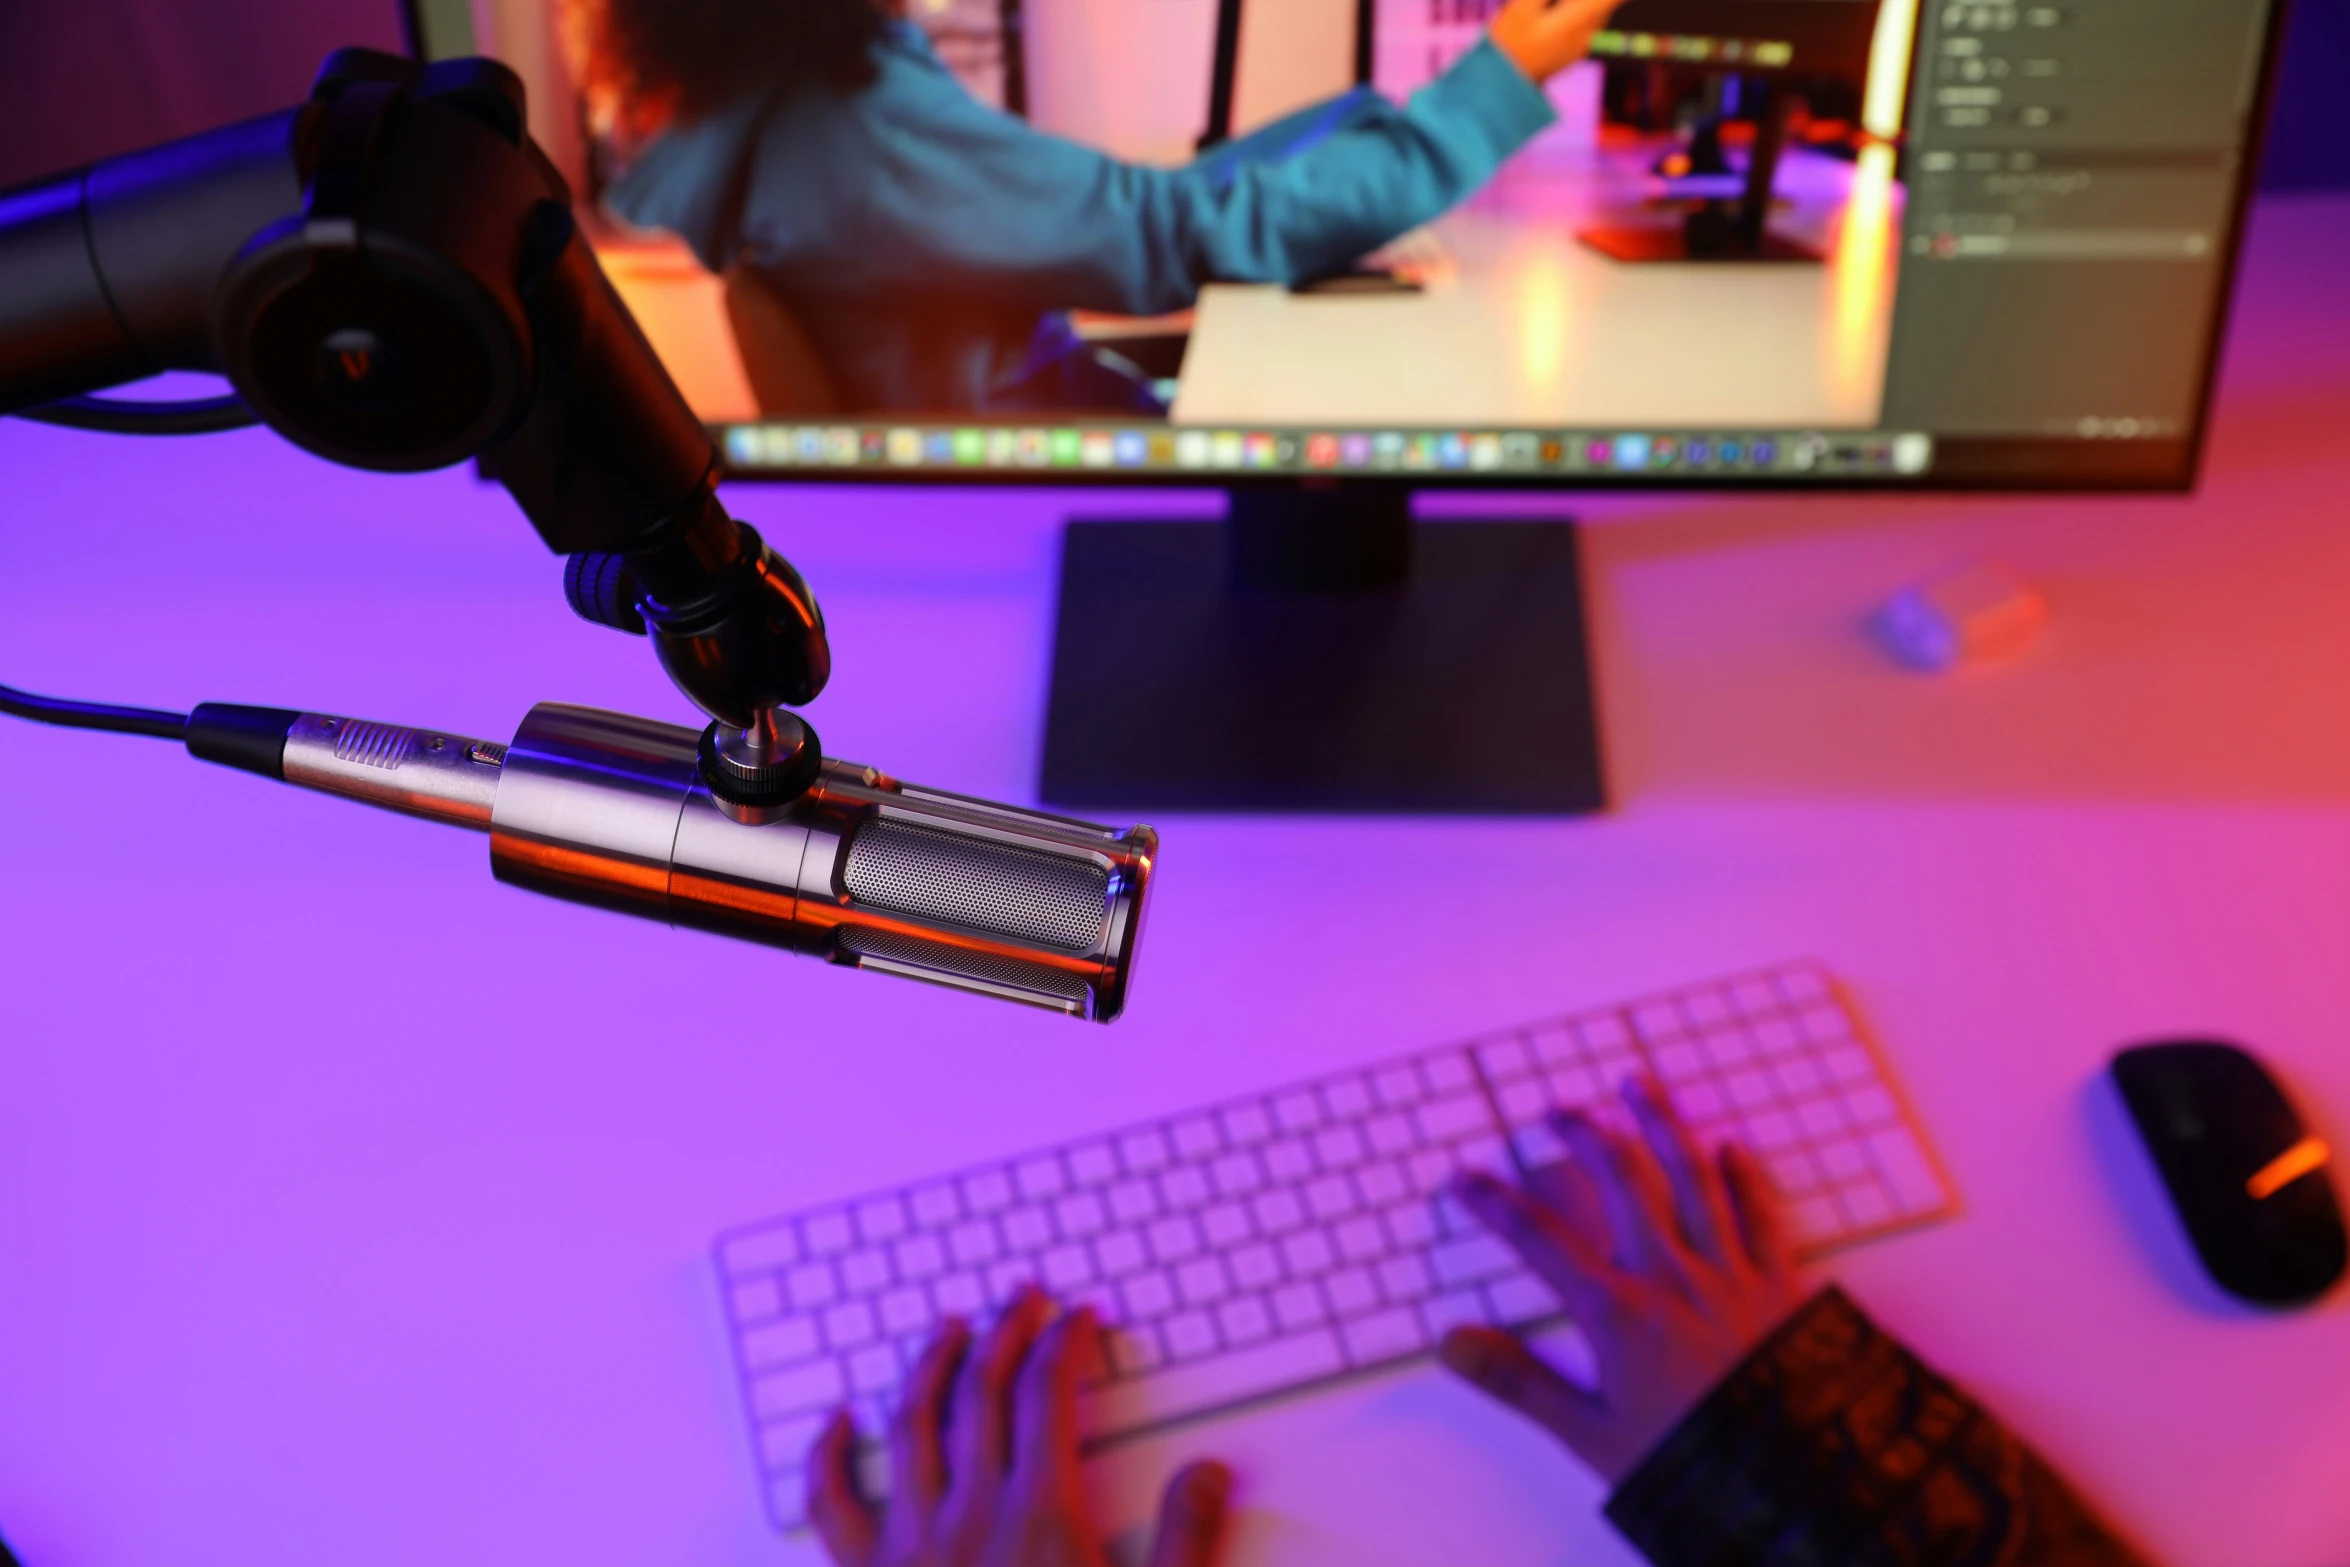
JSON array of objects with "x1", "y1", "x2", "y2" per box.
[{"x1": 183, "y1": 700, "x2": 1154, "y2": 1021}]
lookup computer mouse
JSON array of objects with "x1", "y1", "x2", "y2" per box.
[{"x1": 2110, "y1": 1041, "x2": 2345, "y2": 1307}]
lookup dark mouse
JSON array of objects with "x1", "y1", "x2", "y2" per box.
[{"x1": 2110, "y1": 1041, "x2": 2345, "y2": 1306}]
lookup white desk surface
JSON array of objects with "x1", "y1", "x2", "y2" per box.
[
  {"x1": 1, "y1": 194, "x2": 2346, "y2": 1567},
  {"x1": 1173, "y1": 142, "x2": 1898, "y2": 430}
]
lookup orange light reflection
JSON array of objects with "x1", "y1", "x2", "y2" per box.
[{"x1": 1828, "y1": 143, "x2": 1900, "y2": 409}]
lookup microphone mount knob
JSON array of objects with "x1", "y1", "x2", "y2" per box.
[{"x1": 699, "y1": 708, "x2": 821, "y2": 808}]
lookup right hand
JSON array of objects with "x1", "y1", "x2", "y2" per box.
[
  {"x1": 808, "y1": 1288, "x2": 1232, "y2": 1567},
  {"x1": 1437, "y1": 1079, "x2": 1809, "y2": 1484},
  {"x1": 1489, "y1": 0, "x2": 1628, "y2": 85}
]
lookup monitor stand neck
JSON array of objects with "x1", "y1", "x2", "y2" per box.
[{"x1": 1040, "y1": 485, "x2": 1607, "y2": 814}]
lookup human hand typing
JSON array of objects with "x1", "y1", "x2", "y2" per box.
[
  {"x1": 1489, "y1": 0, "x2": 1629, "y2": 85},
  {"x1": 807, "y1": 1287, "x2": 1232, "y2": 1567},
  {"x1": 1438, "y1": 1078, "x2": 1808, "y2": 1483}
]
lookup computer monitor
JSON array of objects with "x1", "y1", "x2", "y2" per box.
[{"x1": 552, "y1": 0, "x2": 2293, "y2": 813}]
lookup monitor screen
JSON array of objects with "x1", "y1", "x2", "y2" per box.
[{"x1": 564, "y1": 0, "x2": 2290, "y2": 490}]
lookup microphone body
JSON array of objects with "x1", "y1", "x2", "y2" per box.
[{"x1": 197, "y1": 701, "x2": 1154, "y2": 1021}]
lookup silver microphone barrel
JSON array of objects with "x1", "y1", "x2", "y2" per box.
[{"x1": 485, "y1": 704, "x2": 1155, "y2": 1021}]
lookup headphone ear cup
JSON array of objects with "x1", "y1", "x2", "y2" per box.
[{"x1": 214, "y1": 213, "x2": 527, "y2": 472}]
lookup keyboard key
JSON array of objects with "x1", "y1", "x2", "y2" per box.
[
  {"x1": 1281, "y1": 1230, "x2": 1335, "y2": 1277},
  {"x1": 1262, "y1": 1137, "x2": 1315, "y2": 1182},
  {"x1": 1305, "y1": 1175, "x2": 1357, "y2": 1221},
  {"x1": 1672, "y1": 1082, "x2": 1726, "y2": 1124},
  {"x1": 1476, "y1": 1037, "x2": 1534, "y2": 1082},
  {"x1": 1056, "y1": 1192, "x2": 1108, "y2": 1238},
  {"x1": 785, "y1": 1262, "x2": 838, "y2": 1310},
  {"x1": 948, "y1": 1219, "x2": 999, "y2": 1269},
  {"x1": 841, "y1": 1250, "x2": 891, "y2": 1294},
  {"x1": 1220, "y1": 1103, "x2": 1272, "y2": 1146},
  {"x1": 723, "y1": 1227, "x2": 799, "y2": 1276},
  {"x1": 1217, "y1": 1296, "x2": 1273, "y2": 1345},
  {"x1": 1095, "y1": 1231, "x2": 1147, "y2": 1277},
  {"x1": 753, "y1": 1357, "x2": 845, "y2": 1418},
  {"x1": 1866, "y1": 1127, "x2": 1948, "y2": 1213},
  {"x1": 1200, "y1": 1202, "x2": 1253, "y2": 1249},
  {"x1": 1371, "y1": 1064, "x2": 1424, "y2": 1107},
  {"x1": 1016, "y1": 1157, "x2": 1067, "y2": 1202},
  {"x1": 742, "y1": 1315, "x2": 821, "y2": 1369},
  {"x1": 1163, "y1": 1309, "x2": 1218, "y2": 1362},
  {"x1": 824, "y1": 1300, "x2": 878, "y2": 1350},
  {"x1": 1704, "y1": 1028, "x2": 1755, "y2": 1066},
  {"x1": 1228, "y1": 1242, "x2": 1282, "y2": 1290},
  {"x1": 1733, "y1": 979, "x2": 1780, "y2": 1016},
  {"x1": 1376, "y1": 1252, "x2": 1433, "y2": 1303},
  {"x1": 1652, "y1": 1041, "x2": 1706, "y2": 1082},
  {"x1": 1823, "y1": 1045, "x2": 1876, "y2": 1085},
  {"x1": 1415, "y1": 1094, "x2": 1489, "y2": 1142},
  {"x1": 1067, "y1": 1141, "x2": 1119, "y2": 1186},
  {"x1": 1335, "y1": 1216, "x2": 1386, "y2": 1262},
  {"x1": 877, "y1": 1287, "x2": 929, "y2": 1336},
  {"x1": 962, "y1": 1169, "x2": 1014, "y2": 1214},
  {"x1": 1844, "y1": 1084, "x2": 1899, "y2": 1127},
  {"x1": 1580, "y1": 1015, "x2": 1631, "y2": 1052},
  {"x1": 1547, "y1": 1064, "x2": 1599, "y2": 1105},
  {"x1": 1210, "y1": 1152, "x2": 1265, "y2": 1198},
  {"x1": 1817, "y1": 1137, "x2": 1870, "y2": 1181},
  {"x1": 1384, "y1": 1201, "x2": 1437, "y2": 1250},
  {"x1": 1486, "y1": 1272, "x2": 1557, "y2": 1325},
  {"x1": 914, "y1": 1183, "x2": 965, "y2": 1229},
  {"x1": 1512, "y1": 1122, "x2": 1566, "y2": 1167},
  {"x1": 1041, "y1": 1244, "x2": 1093, "y2": 1291},
  {"x1": 1342, "y1": 1307, "x2": 1426, "y2": 1366},
  {"x1": 1120, "y1": 1129, "x2": 1171, "y2": 1173},
  {"x1": 847, "y1": 1343, "x2": 899, "y2": 1394},
  {"x1": 1251, "y1": 1188, "x2": 1307, "y2": 1235},
  {"x1": 1356, "y1": 1160, "x2": 1407, "y2": 1208},
  {"x1": 1455, "y1": 1136, "x2": 1510, "y2": 1176},
  {"x1": 1002, "y1": 1208, "x2": 1054, "y2": 1251},
  {"x1": 1423, "y1": 1054, "x2": 1475, "y2": 1095},
  {"x1": 1743, "y1": 1110, "x2": 1797, "y2": 1150},
  {"x1": 1753, "y1": 1018, "x2": 1802, "y2": 1055},
  {"x1": 1160, "y1": 1166, "x2": 1212, "y2": 1210},
  {"x1": 1106, "y1": 1179, "x2": 1158, "y2": 1226},
  {"x1": 1364, "y1": 1112, "x2": 1416, "y2": 1157},
  {"x1": 1121, "y1": 1270, "x2": 1175, "y2": 1319},
  {"x1": 1420, "y1": 1288, "x2": 1491, "y2": 1339},
  {"x1": 1271, "y1": 1282, "x2": 1327, "y2": 1331},
  {"x1": 1633, "y1": 1002, "x2": 1684, "y2": 1042},
  {"x1": 1685, "y1": 988, "x2": 1733, "y2": 1027},
  {"x1": 1271, "y1": 1092, "x2": 1321, "y2": 1133},
  {"x1": 1324, "y1": 1078, "x2": 1373, "y2": 1118},
  {"x1": 1527, "y1": 1024, "x2": 1579, "y2": 1065},
  {"x1": 894, "y1": 1235, "x2": 946, "y2": 1281},
  {"x1": 934, "y1": 1273, "x2": 985, "y2": 1316},
  {"x1": 854, "y1": 1199, "x2": 909, "y2": 1245},
  {"x1": 1313, "y1": 1125, "x2": 1367, "y2": 1169},
  {"x1": 1324, "y1": 1267, "x2": 1379, "y2": 1318},
  {"x1": 1431, "y1": 1234, "x2": 1518, "y2": 1289},
  {"x1": 1148, "y1": 1216, "x2": 1202, "y2": 1263},
  {"x1": 804, "y1": 1212, "x2": 854, "y2": 1256},
  {"x1": 731, "y1": 1278, "x2": 783, "y2": 1324},
  {"x1": 1797, "y1": 1099, "x2": 1847, "y2": 1138},
  {"x1": 1176, "y1": 1257, "x2": 1231, "y2": 1306},
  {"x1": 1171, "y1": 1116, "x2": 1222, "y2": 1161},
  {"x1": 1839, "y1": 1183, "x2": 1895, "y2": 1228}
]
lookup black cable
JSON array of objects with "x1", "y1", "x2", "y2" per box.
[
  {"x1": 11, "y1": 393, "x2": 258, "y2": 435},
  {"x1": 0, "y1": 680, "x2": 187, "y2": 740}
]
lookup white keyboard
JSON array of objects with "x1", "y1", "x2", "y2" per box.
[{"x1": 716, "y1": 961, "x2": 1956, "y2": 1531}]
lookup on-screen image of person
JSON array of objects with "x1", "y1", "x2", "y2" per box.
[{"x1": 561, "y1": 0, "x2": 1622, "y2": 415}]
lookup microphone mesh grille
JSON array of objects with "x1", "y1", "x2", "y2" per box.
[{"x1": 843, "y1": 819, "x2": 1109, "y2": 951}]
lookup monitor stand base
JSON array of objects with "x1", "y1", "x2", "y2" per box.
[
  {"x1": 1039, "y1": 488, "x2": 1607, "y2": 814},
  {"x1": 1578, "y1": 221, "x2": 1822, "y2": 264}
]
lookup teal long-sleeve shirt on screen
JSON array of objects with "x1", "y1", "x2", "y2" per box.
[{"x1": 605, "y1": 22, "x2": 1557, "y2": 413}]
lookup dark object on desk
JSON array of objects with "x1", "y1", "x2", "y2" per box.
[
  {"x1": 2110, "y1": 1041, "x2": 2346, "y2": 1307},
  {"x1": 1582, "y1": 77, "x2": 1821, "y2": 264},
  {"x1": 1291, "y1": 268, "x2": 1422, "y2": 296}
]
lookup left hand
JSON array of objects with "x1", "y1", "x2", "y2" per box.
[
  {"x1": 1437, "y1": 1078, "x2": 1809, "y2": 1483},
  {"x1": 807, "y1": 1287, "x2": 1232, "y2": 1567}
]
